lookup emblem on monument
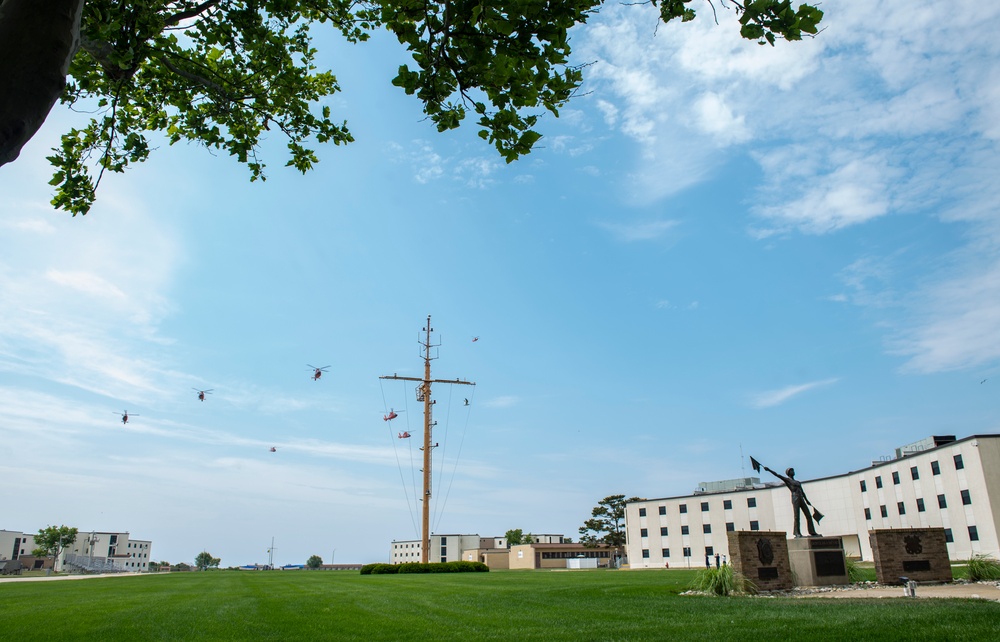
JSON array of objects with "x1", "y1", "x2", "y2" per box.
[
  {"x1": 757, "y1": 537, "x2": 774, "y2": 565},
  {"x1": 904, "y1": 534, "x2": 923, "y2": 555}
]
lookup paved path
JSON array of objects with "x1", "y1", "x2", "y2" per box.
[{"x1": 788, "y1": 582, "x2": 1000, "y2": 601}]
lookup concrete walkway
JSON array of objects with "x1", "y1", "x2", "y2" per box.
[{"x1": 787, "y1": 582, "x2": 1000, "y2": 601}]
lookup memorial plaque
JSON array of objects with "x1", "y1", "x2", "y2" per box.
[
  {"x1": 903, "y1": 560, "x2": 932, "y2": 572},
  {"x1": 809, "y1": 538, "x2": 842, "y2": 550},
  {"x1": 758, "y1": 567, "x2": 779, "y2": 580},
  {"x1": 814, "y1": 551, "x2": 847, "y2": 577},
  {"x1": 870, "y1": 528, "x2": 952, "y2": 584}
]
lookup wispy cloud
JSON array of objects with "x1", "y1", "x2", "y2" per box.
[
  {"x1": 749, "y1": 378, "x2": 840, "y2": 409},
  {"x1": 483, "y1": 395, "x2": 519, "y2": 409},
  {"x1": 597, "y1": 219, "x2": 679, "y2": 242}
]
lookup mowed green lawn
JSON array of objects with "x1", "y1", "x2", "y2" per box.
[{"x1": 1, "y1": 569, "x2": 998, "y2": 641}]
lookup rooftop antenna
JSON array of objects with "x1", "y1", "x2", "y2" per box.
[
  {"x1": 381, "y1": 315, "x2": 475, "y2": 563},
  {"x1": 740, "y1": 442, "x2": 746, "y2": 478}
]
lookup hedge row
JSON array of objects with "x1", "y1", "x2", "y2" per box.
[{"x1": 360, "y1": 561, "x2": 489, "y2": 575}]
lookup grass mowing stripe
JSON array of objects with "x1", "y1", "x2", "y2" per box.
[{"x1": 0, "y1": 570, "x2": 997, "y2": 641}]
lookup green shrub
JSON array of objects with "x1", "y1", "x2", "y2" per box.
[
  {"x1": 691, "y1": 565, "x2": 755, "y2": 596},
  {"x1": 359, "y1": 563, "x2": 398, "y2": 575},
  {"x1": 845, "y1": 557, "x2": 866, "y2": 583},
  {"x1": 363, "y1": 561, "x2": 489, "y2": 575},
  {"x1": 966, "y1": 554, "x2": 1000, "y2": 581}
]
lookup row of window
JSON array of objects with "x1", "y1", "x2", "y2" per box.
[
  {"x1": 641, "y1": 546, "x2": 722, "y2": 559},
  {"x1": 540, "y1": 551, "x2": 611, "y2": 559},
  {"x1": 859, "y1": 455, "x2": 965, "y2": 492},
  {"x1": 638, "y1": 497, "x2": 757, "y2": 518},
  {"x1": 640, "y1": 522, "x2": 758, "y2": 538},
  {"x1": 863, "y1": 490, "x2": 972, "y2": 521}
]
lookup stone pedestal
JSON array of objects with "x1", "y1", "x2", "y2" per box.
[
  {"x1": 787, "y1": 536, "x2": 849, "y2": 586},
  {"x1": 727, "y1": 531, "x2": 792, "y2": 591},
  {"x1": 870, "y1": 528, "x2": 952, "y2": 584}
]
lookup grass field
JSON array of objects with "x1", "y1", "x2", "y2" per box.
[{"x1": 1, "y1": 569, "x2": 998, "y2": 641}]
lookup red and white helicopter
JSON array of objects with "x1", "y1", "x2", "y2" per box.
[
  {"x1": 269, "y1": 446, "x2": 277, "y2": 453},
  {"x1": 193, "y1": 388, "x2": 213, "y2": 401},
  {"x1": 114, "y1": 410, "x2": 138, "y2": 424},
  {"x1": 383, "y1": 408, "x2": 404, "y2": 422},
  {"x1": 308, "y1": 364, "x2": 330, "y2": 381},
  {"x1": 397, "y1": 431, "x2": 411, "y2": 439}
]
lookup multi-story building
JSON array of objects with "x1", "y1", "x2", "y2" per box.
[
  {"x1": 0, "y1": 528, "x2": 153, "y2": 572},
  {"x1": 624, "y1": 434, "x2": 1000, "y2": 568},
  {"x1": 391, "y1": 533, "x2": 575, "y2": 566}
]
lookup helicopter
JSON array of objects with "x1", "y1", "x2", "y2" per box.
[
  {"x1": 269, "y1": 446, "x2": 277, "y2": 453},
  {"x1": 383, "y1": 409, "x2": 404, "y2": 422},
  {"x1": 193, "y1": 388, "x2": 213, "y2": 401},
  {"x1": 308, "y1": 364, "x2": 331, "y2": 381},
  {"x1": 472, "y1": 336, "x2": 479, "y2": 342},
  {"x1": 114, "y1": 410, "x2": 138, "y2": 424},
  {"x1": 398, "y1": 431, "x2": 411, "y2": 439}
]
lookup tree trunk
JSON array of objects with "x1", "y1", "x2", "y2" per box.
[{"x1": 0, "y1": 0, "x2": 85, "y2": 167}]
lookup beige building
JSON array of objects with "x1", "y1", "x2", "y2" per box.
[
  {"x1": 0, "y1": 528, "x2": 153, "y2": 572},
  {"x1": 624, "y1": 434, "x2": 1000, "y2": 568}
]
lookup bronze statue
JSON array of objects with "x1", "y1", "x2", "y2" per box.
[{"x1": 751, "y1": 457, "x2": 823, "y2": 538}]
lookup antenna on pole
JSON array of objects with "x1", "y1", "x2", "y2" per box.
[
  {"x1": 381, "y1": 315, "x2": 475, "y2": 564},
  {"x1": 740, "y1": 442, "x2": 746, "y2": 478}
]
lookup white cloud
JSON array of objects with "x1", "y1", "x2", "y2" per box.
[
  {"x1": 483, "y1": 395, "x2": 519, "y2": 409},
  {"x1": 750, "y1": 378, "x2": 840, "y2": 409}
]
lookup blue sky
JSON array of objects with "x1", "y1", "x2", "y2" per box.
[{"x1": 1, "y1": 2, "x2": 999, "y2": 567}]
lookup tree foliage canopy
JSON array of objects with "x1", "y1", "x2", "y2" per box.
[
  {"x1": 194, "y1": 550, "x2": 221, "y2": 570},
  {"x1": 0, "y1": 0, "x2": 822, "y2": 215},
  {"x1": 32, "y1": 524, "x2": 79, "y2": 557},
  {"x1": 306, "y1": 554, "x2": 323, "y2": 569},
  {"x1": 579, "y1": 494, "x2": 642, "y2": 549}
]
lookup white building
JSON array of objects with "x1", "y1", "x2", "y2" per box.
[
  {"x1": 0, "y1": 528, "x2": 153, "y2": 572},
  {"x1": 625, "y1": 434, "x2": 1000, "y2": 568},
  {"x1": 390, "y1": 533, "x2": 569, "y2": 564}
]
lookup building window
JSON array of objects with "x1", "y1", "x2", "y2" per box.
[
  {"x1": 864, "y1": 508, "x2": 871, "y2": 520},
  {"x1": 701, "y1": 502, "x2": 709, "y2": 512},
  {"x1": 639, "y1": 508, "x2": 646, "y2": 517},
  {"x1": 747, "y1": 497, "x2": 757, "y2": 508},
  {"x1": 944, "y1": 529, "x2": 953, "y2": 543},
  {"x1": 726, "y1": 522, "x2": 735, "y2": 532},
  {"x1": 931, "y1": 461, "x2": 940, "y2": 475},
  {"x1": 892, "y1": 471, "x2": 900, "y2": 485},
  {"x1": 662, "y1": 548, "x2": 669, "y2": 558},
  {"x1": 938, "y1": 494, "x2": 947, "y2": 509},
  {"x1": 916, "y1": 498, "x2": 925, "y2": 512},
  {"x1": 703, "y1": 524, "x2": 712, "y2": 534},
  {"x1": 969, "y1": 526, "x2": 979, "y2": 541},
  {"x1": 642, "y1": 549, "x2": 650, "y2": 558},
  {"x1": 640, "y1": 528, "x2": 648, "y2": 537},
  {"x1": 897, "y1": 502, "x2": 905, "y2": 515},
  {"x1": 679, "y1": 504, "x2": 687, "y2": 514},
  {"x1": 880, "y1": 505, "x2": 888, "y2": 518},
  {"x1": 875, "y1": 476, "x2": 883, "y2": 489},
  {"x1": 441, "y1": 537, "x2": 447, "y2": 545},
  {"x1": 659, "y1": 506, "x2": 666, "y2": 516},
  {"x1": 681, "y1": 526, "x2": 689, "y2": 535},
  {"x1": 441, "y1": 547, "x2": 447, "y2": 555},
  {"x1": 860, "y1": 480, "x2": 867, "y2": 492},
  {"x1": 750, "y1": 521, "x2": 759, "y2": 531},
  {"x1": 705, "y1": 546, "x2": 714, "y2": 556},
  {"x1": 954, "y1": 454, "x2": 964, "y2": 470},
  {"x1": 723, "y1": 499, "x2": 732, "y2": 510},
  {"x1": 660, "y1": 527, "x2": 668, "y2": 536},
  {"x1": 911, "y1": 466, "x2": 919, "y2": 481},
  {"x1": 683, "y1": 547, "x2": 692, "y2": 557},
  {"x1": 961, "y1": 489, "x2": 972, "y2": 505}
]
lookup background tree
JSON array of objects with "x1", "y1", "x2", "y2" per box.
[
  {"x1": 306, "y1": 555, "x2": 322, "y2": 569},
  {"x1": 32, "y1": 525, "x2": 79, "y2": 573},
  {"x1": 579, "y1": 494, "x2": 643, "y2": 552},
  {"x1": 0, "y1": 0, "x2": 823, "y2": 215},
  {"x1": 194, "y1": 551, "x2": 220, "y2": 570}
]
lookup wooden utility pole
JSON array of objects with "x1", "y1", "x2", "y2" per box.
[{"x1": 380, "y1": 315, "x2": 475, "y2": 563}]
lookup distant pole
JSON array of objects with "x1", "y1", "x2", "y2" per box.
[
  {"x1": 267, "y1": 537, "x2": 275, "y2": 569},
  {"x1": 381, "y1": 315, "x2": 475, "y2": 564}
]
